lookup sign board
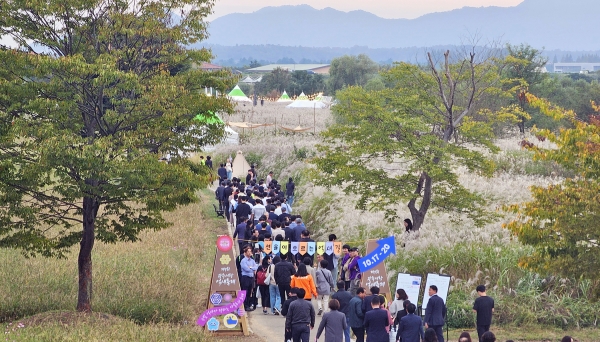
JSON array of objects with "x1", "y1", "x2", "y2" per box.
[
  {"x1": 199, "y1": 235, "x2": 249, "y2": 336},
  {"x1": 421, "y1": 273, "x2": 451, "y2": 317},
  {"x1": 395, "y1": 273, "x2": 422, "y2": 304},
  {"x1": 361, "y1": 240, "x2": 391, "y2": 299},
  {"x1": 358, "y1": 236, "x2": 396, "y2": 273}
]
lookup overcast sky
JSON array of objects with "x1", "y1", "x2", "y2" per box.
[{"x1": 209, "y1": 0, "x2": 524, "y2": 20}]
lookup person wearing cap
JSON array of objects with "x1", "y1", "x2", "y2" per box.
[
  {"x1": 346, "y1": 248, "x2": 362, "y2": 296},
  {"x1": 339, "y1": 244, "x2": 351, "y2": 290}
]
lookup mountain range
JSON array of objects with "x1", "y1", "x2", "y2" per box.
[{"x1": 202, "y1": 0, "x2": 599, "y2": 51}]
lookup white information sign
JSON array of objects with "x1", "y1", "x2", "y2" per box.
[
  {"x1": 421, "y1": 273, "x2": 451, "y2": 316},
  {"x1": 395, "y1": 273, "x2": 422, "y2": 304}
]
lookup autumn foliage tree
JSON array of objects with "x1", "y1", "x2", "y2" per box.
[
  {"x1": 313, "y1": 48, "x2": 519, "y2": 230},
  {"x1": 506, "y1": 97, "x2": 600, "y2": 284},
  {"x1": 0, "y1": 0, "x2": 236, "y2": 312}
]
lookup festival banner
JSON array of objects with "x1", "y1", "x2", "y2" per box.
[
  {"x1": 325, "y1": 242, "x2": 334, "y2": 255},
  {"x1": 280, "y1": 241, "x2": 289, "y2": 255},
  {"x1": 307, "y1": 242, "x2": 316, "y2": 256},
  {"x1": 197, "y1": 290, "x2": 247, "y2": 326},
  {"x1": 290, "y1": 242, "x2": 299, "y2": 255},
  {"x1": 264, "y1": 241, "x2": 272, "y2": 254},
  {"x1": 299, "y1": 242, "x2": 308, "y2": 255},
  {"x1": 272, "y1": 241, "x2": 280, "y2": 255},
  {"x1": 333, "y1": 242, "x2": 342, "y2": 256},
  {"x1": 316, "y1": 242, "x2": 325, "y2": 255}
]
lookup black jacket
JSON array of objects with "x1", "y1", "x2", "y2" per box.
[
  {"x1": 217, "y1": 167, "x2": 227, "y2": 179},
  {"x1": 331, "y1": 290, "x2": 353, "y2": 315},
  {"x1": 274, "y1": 260, "x2": 296, "y2": 285},
  {"x1": 281, "y1": 296, "x2": 298, "y2": 316}
]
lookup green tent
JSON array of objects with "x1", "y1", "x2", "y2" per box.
[
  {"x1": 277, "y1": 90, "x2": 292, "y2": 102},
  {"x1": 227, "y1": 85, "x2": 251, "y2": 102},
  {"x1": 194, "y1": 111, "x2": 224, "y2": 125}
]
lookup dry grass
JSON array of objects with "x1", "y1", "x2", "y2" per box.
[{"x1": 1, "y1": 189, "x2": 229, "y2": 341}]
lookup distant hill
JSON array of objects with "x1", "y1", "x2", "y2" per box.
[{"x1": 202, "y1": 0, "x2": 599, "y2": 51}]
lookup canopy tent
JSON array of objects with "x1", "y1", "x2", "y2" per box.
[
  {"x1": 194, "y1": 111, "x2": 224, "y2": 125},
  {"x1": 278, "y1": 125, "x2": 313, "y2": 132},
  {"x1": 286, "y1": 100, "x2": 328, "y2": 109},
  {"x1": 232, "y1": 151, "x2": 251, "y2": 179},
  {"x1": 296, "y1": 92, "x2": 309, "y2": 100},
  {"x1": 227, "y1": 85, "x2": 251, "y2": 102},
  {"x1": 277, "y1": 90, "x2": 292, "y2": 102}
]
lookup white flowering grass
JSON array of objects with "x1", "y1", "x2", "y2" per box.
[{"x1": 211, "y1": 103, "x2": 563, "y2": 255}]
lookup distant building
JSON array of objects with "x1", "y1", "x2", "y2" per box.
[
  {"x1": 247, "y1": 64, "x2": 331, "y2": 75},
  {"x1": 553, "y1": 63, "x2": 600, "y2": 73},
  {"x1": 200, "y1": 62, "x2": 223, "y2": 72}
]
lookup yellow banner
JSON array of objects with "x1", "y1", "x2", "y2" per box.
[
  {"x1": 280, "y1": 241, "x2": 289, "y2": 255},
  {"x1": 317, "y1": 242, "x2": 325, "y2": 255}
]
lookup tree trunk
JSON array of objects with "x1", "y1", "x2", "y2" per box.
[
  {"x1": 518, "y1": 116, "x2": 526, "y2": 135},
  {"x1": 77, "y1": 193, "x2": 98, "y2": 312},
  {"x1": 407, "y1": 172, "x2": 432, "y2": 231}
]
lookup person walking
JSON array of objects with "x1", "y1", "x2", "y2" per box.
[
  {"x1": 395, "y1": 303, "x2": 424, "y2": 342},
  {"x1": 290, "y1": 263, "x2": 318, "y2": 301},
  {"x1": 316, "y1": 299, "x2": 347, "y2": 342},
  {"x1": 473, "y1": 285, "x2": 494, "y2": 342},
  {"x1": 424, "y1": 285, "x2": 447, "y2": 342},
  {"x1": 286, "y1": 177, "x2": 295, "y2": 206},
  {"x1": 240, "y1": 245, "x2": 257, "y2": 311},
  {"x1": 281, "y1": 287, "x2": 300, "y2": 342},
  {"x1": 256, "y1": 256, "x2": 272, "y2": 314},
  {"x1": 285, "y1": 288, "x2": 316, "y2": 342},
  {"x1": 268, "y1": 255, "x2": 282, "y2": 315},
  {"x1": 315, "y1": 259, "x2": 335, "y2": 315},
  {"x1": 331, "y1": 281, "x2": 353, "y2": 342},
  {"x1": 364, "y1": 296, "x2": 390, "y2": 342},
  {"x1": 275, "y1": 253, "x2": 296, "y2": 301},
  {"x1": 347, "y1": 287, "x2": 366, "y2": 342}
]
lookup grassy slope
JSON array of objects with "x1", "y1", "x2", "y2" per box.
[{"x1": 0, "y1": 189, "x2": 228, "y2": 341}]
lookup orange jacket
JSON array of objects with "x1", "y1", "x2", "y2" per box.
[{"x1": 291, "y1": 275, "x2": 318, "y2": 299}]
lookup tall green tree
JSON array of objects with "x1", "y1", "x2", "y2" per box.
[
  {"x1": 254, "y1": 67, "x2": 291, "y2": 95},
  {"x1": 327, "y1": 54, "x2": 378, "y2": 94},
  {"x1": 290, "y1": 70, "x2": 325, "y2": 95},
  {"x1": 0, "y1": 0, "x2": 236, "y2": 312},
  {"x1": 506, "y1": 97, "x2": 600, "y2": 286},
  {"x1": 313, "y1": 49, "x2": 518, "y2": 230},
  {"x1": 503, "y1": 44, "x2": 548, "y2": 133}
]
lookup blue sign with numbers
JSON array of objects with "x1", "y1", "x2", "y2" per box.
[{"x1": 358, "y1": 236, "x2": 396, "y2": 273}]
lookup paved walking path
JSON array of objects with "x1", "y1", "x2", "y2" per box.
[{"x1": 247, "y1": 300, "x2": 325, "y2": 342}]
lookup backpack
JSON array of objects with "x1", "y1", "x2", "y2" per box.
[{"x1": 256, "y1": 268, "x2": 268, "y2": 286}]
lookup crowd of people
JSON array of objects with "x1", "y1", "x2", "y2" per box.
[{"x1": 211, "y1": 163, "x2": 576, "y2": 342}]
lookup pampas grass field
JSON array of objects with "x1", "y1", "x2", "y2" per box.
[{"x1": 208, "y1": 102, "x2": 600, "y2": 335}]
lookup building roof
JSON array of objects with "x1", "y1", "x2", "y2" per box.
[
  {"x1": 247, "y1": 64, "x2": 330, "y2": 73},
  {"x1": 200, "y1": 62, "x2": 223, "y2": 70}
]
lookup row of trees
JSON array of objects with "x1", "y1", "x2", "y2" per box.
[{"x1": 253, "y1": 68, "x2": 325, "y2": 97}]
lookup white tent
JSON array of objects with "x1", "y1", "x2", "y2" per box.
[
  {"x1": 224, "y1": 126, "x2": 239, "y2": 145},
  {"x1": 286, "y1": 100, "x2": 328, "y2": 108},
  {"x1": 227, "y1": 85, "x2": 251, "y2": 102}
]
